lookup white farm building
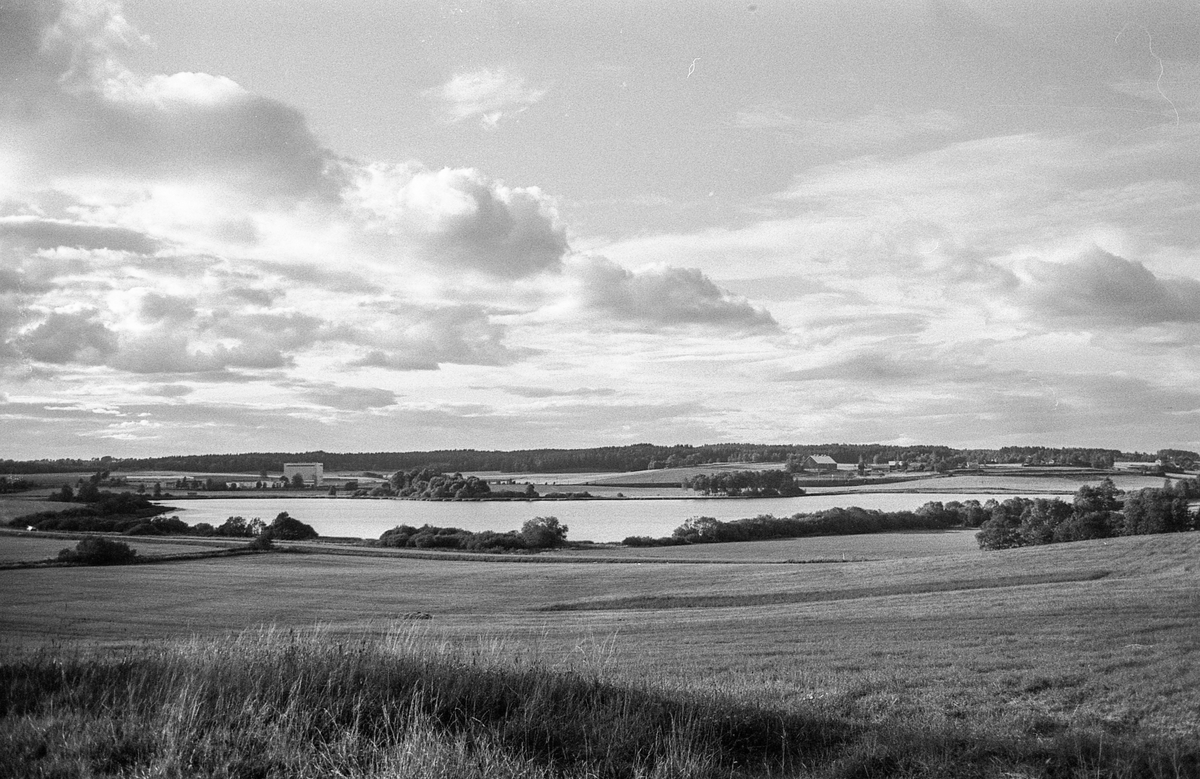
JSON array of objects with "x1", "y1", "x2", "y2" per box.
[{"x1": 283, "y1": 462, "x2": 324, "y2": 486}]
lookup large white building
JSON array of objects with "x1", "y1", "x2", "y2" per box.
[{"x1": 283, "y1": 462, "x2": 324, "y2": 486}]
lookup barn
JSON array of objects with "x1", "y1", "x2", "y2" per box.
[
  {"x1": 804, "y1": 455, "x2": 838, "y2": 472},
  {"x1": 283, "y1": 462, "x2": 324, "y2": 486}
]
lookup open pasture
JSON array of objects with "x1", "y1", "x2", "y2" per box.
[
  {"x1": 2, "y1": 532, "x2": 1198, "y2": 776},
  {"x1": 818, "y1": 470, "x2": 1169, "y2": 495},
  {"x1": 0, "y1": 529, "x2": 237, "y2": 564},
  {"x1": 0, "y1": 497, "x2": 69, "y2": 524},
  {"x1": 2, "y1": 533, "x2": 1196, "y2": 666},
  {"x1": 562, "y1": 528, "x2": 984, "y2": 562},
  {"x1": 574, "y1": 462, "x2": 793, "y2": 487}
]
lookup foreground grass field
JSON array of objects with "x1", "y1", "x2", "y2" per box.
[{"x1": 2, "y1": 532, "x2": 1198, "y2": 777}]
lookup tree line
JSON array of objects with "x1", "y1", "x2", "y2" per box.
[
  {"x1": 974, "y1": 478, "x2": 1197, "y2": 549},
  {"x1": 623, "y1": 478, "x2": 1199, "y2": 548},
  {"x1": 623, "y1": 503, "x2": 964, "y2": 547},
  {"x1": 13, "y1": 483, "x2": 317, "y2": 542},
  {"x1": 682, "y1": 470, "x2": 805, "y2": 497},
  {"x1": 8, "y1": 444, "x2": 1192, "y2": 476}
]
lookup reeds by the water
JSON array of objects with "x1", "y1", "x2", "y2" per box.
[{"x1": 1, "y1": 626, "x2": 1196, "y2": 778}]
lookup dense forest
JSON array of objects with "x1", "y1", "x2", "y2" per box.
[{"x1": 4, "y1": 443, "x2": 1192, "y2": 476}]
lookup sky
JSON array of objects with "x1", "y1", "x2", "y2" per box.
[{"x1": 2, "y1": 0, "x2": 1200, "y2": 459}]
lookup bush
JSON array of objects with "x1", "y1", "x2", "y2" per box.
[
  {"x1": 247, "y1": 531, "x2": 274, "y2": 551},
  {"x1": 57, "y1": 537, "x2": 138, "y2": 565}
]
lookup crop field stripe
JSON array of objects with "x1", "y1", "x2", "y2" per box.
[{"x1": 540, "y1": 570, "x2": 1113, "y2": 611}]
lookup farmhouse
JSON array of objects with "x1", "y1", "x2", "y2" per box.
[
  {"x1": 283, "y1": 462, "x2": 324, "y2": 486},
  {"x1": 804, "y1": 455, "x2": 838, "y2": 472}
]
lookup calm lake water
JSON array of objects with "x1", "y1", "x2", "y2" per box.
[{"x1": 166, "y1": 492, "x2": 1070, "y2": 544}]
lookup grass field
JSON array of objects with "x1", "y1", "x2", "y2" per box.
[
  {"x1": 837, "y1": 471, "x2": 1171, "y2": 494},
  {"x1": 559, "y1": 528, "x2": 984, "y2": 562},
  {"x1": 0, "y1": 529, "x2": 239, "y2": 565},
  {"x1": 0, "y1": 497, "x2": 69, "y2": 524},
  {"x1": 2, "y1": 528, "x2": 1198, "y2": 776}
]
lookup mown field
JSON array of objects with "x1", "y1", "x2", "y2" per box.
[{"x1": 2, "y1": 531, "x2": 1198, "y2": 777}]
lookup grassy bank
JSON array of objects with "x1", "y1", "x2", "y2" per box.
[{"x1": 2, "y1": 627, "x2": 1196, "y2": 779}]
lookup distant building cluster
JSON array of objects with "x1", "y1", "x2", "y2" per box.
[
  {"x1": 1112, "y1": 460, "x2": 1164, "y2": 474},
  {"x1": 284, "y1": 462, "x2": 324, "y2": 486}
]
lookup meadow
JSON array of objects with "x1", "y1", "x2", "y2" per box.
[
  {"x1": 1, "y1": 529, "x2": 1198, "y2": 777},
  {"x1": 0, "y1": 531, "x2": 234, "y2": 564}
]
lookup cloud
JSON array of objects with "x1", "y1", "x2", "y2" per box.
[
  {"x1": 109, "y1": 333, "x2": 289, "y2": 374},
  {"x1": 0, "y1": 217, "x2": 161, "y2": 253},
  {"x1": 502, "y1": 386, "x2": 617, "y2": 399},
  {"x1": 142, "y1": 383, "x2": 192, "y2": 398},
  {"x1": 2, "y1": 0, "x2": 338, "y2": 200},
  {"x1": 779, "y1": 353, "x2": 930, "y2": 384},
  {"x1": 1015, "y1": 247, "x2": 1200, "y2": 325},
  {"x1": 18, "y1": 310, "x2": 118, "y2": 364},
  {"x1": 733, "y1": 105, "x2": 964, "y2": 151},
  {"x1": 349, "y1": 163, "x2": 567, "y2": 277},
  {"x1": 138, "y1": 293, "x2": 196, "y2": 323},
  {"x1": 428, "y1": 68, "x2": 546, "y2": 129},
  {"x1": 302, "y1": 384, "x2": 398, "y2": 411},
  {"x1": 345, "y1": 304, "x2": 526, "y2": 371},
  {"x1": 565, "y1": 255, "x2": 777, "y2": 331}
]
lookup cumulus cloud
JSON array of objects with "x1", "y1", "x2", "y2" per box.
[
  {"x1": 565, "y1": 255, "x2": 777, "y2": 331},
  {"x1": 18, "y1": 310, "x2": 118, "y2": 364},
  {"x1": 138, "y1": 292, "x2": 196, "y2": 323},
  {"x1": 1015, "y1": 247, "x2": 1200, "y2": 325},
  {"x1": 2, "y1": 1, "x2": 338, "y2": 199},
  {"x1": 109, "y1": 332, "x2": 288, "y2": 374},
  {"x1": 428, "y1": 68, "x2": 546, "y2": 129},
  {"x1": 348, "y1": 163, "x2": 567, "y2": 276},
  {"x1": 345, "y1": 304, "x2": 525, "y2": 371}
]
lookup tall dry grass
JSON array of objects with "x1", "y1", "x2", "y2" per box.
[
  {"x1": 0, "y1": 626, "x2": 844, "y2": 778},
  {"x1": 2, "y1": 626, "x2": 1197, "y2": 778}
]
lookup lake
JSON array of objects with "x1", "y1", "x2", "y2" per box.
[{"x1": 164, "y1": 491, "x2": 1070, "y2": 544}]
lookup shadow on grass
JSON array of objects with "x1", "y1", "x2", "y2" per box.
[{"x1": 0, "y1": 630, "x2": 1194, "y2": 779}]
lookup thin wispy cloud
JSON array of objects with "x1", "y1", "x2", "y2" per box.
[{"x1": 427, "y1": 68, "x2": 546, "y2": 129}]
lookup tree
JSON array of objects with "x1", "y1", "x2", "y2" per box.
[
  {"x1": 975, "y1": 498, "x2": 1031, "y2": 550},
  {"x1": 269, "y1": 511, "x2": 318, "y2": 540},
  {"x1": 1052, "y1": 510, "x2": 1113, "y2": 543},
  {"x1": 290, "y1": 473, "x2": 306, "y2": 489},
  {"x1": 521, "y1": 516, "x2": 568, "y2": 548},
  {"x1": 1074, "y1": 478, "x2": 1121, "y2": 515},
  {"x1": 1121, "y1": 488, "x2": 1193, "y2": 535},
  {"x1": 1017, "y1": 499, "x2": 1074, "y2": 546},
  {"x1": 672, "y1": 516, "x2": 723, "y2": 544}
]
